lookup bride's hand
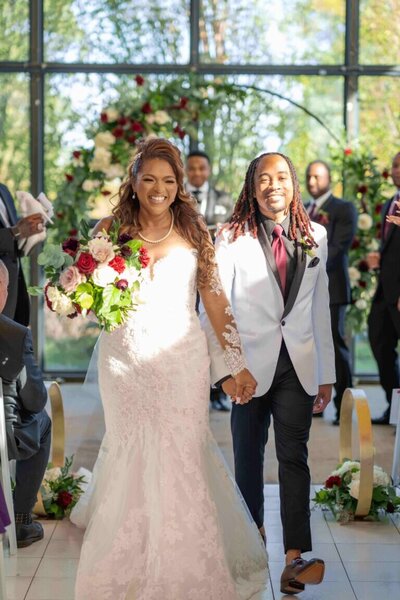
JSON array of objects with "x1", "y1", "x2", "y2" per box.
[{"x1": 232, "y1": 368, "x2": 257, "y2": 405}]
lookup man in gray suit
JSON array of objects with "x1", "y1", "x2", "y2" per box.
[{"x1": 0, "y1": 260, "x2": 51, "y2": 547}]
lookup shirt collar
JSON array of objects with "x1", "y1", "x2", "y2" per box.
[
  {"x1": 313, "y1": 189, "x2": 332, "y2": 209},
  {"x1": 258, "y1": 211, "x2": 291, "y2": 238},
  {"x1": 186, "y1": 181, "x2": 209, "y2": 194}
]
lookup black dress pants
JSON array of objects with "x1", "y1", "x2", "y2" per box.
[
  {"x1": 368, "y1": 296, "x2": 400, "y2": 406},
  {"x1": 231, "y1": 343, "x2": 315, "y2": 553},
  {"x1": 14, "y1": 410, "x2": 52, "y2": 514},
  {"x1": 330, "y1": 304, "x2": 353, "y2": 417}
]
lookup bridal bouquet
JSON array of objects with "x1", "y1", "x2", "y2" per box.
[
  {"x1": 32, "y1": 220, "x2": 150, "y2": 332},
  {"x1": 40, "y1": 457, "x2": 87, "y2": 519},
  {"x1": 313, "y1": 460, "x2": 400, "y2": 523}
]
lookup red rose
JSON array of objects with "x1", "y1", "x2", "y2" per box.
[
  {"x1": 65, "y1": 173, "x2": 74, "y2": 182},
  {"x1": 325, "y1": 475, "x2": 341, "y2": 489},
  {"x1": 62, "y1": 237, "x2": 80, "y2": 257},
  {"x1": 109, "y1": 255, "x2": 126, "y2": 274},
  {"x1": 112, "y1": 126, "x2": 124, "y2": 138},
  {"x1": 115, "y1": 279, "x2": 128, "y2": 291},
  {"x1": 382, "y1": 170, "x2": 390, "y2": 179},
  {"x1": 72, "y1": 150, "x2": 81, "y2": 159},
  {"x1": 358, "y1": 260, "x2": 369, "y2": 272},
  {"x1": 56, "y1": 490, "x2": 74, "y2": 509},
  {"x1": 131, "y1": 121, "x2": 144, "y2": 132},
  {"x1": 69, "y1": 228, "x2": 78, "y2": 237},
  {"x1": 139, "y1": 246, "x2": 150, "y2": 268},
  {"x1": 375, "y1": 204, "x2": 383, "y2": 215},
  {"x1": 100, "y1": 112, "x2": 108, "y2": 123},
  {"x1": 127, "y1": 134, "x2": 137, "y2": 144},
  {"x1": 173, "y1": 125, "x2": 185, "y2": 139},
  {"x1": 344, "y1": 148, "x2": 352, "y2": 155},
  {"x1": 135, "y1": 75, "x2": 145, "y2": 86},
  {"x1": 351, "y1": 237, "x2": 360, "y2": 249},
  {"x1": 117, "y1": 116, "x2": 128, "y2": 126},
  {"x1": 357, "y1": 185, "x2": 368, "y2": 194},
  {"x1": 179, "y1": 96, "x2": 189, "y2": 109},
  {"x1": 141, "y1": 102, "x2": 152, "y2": 114},
  {"x1": 76, "y1": 252, "x2": 97, "y2": 275}
]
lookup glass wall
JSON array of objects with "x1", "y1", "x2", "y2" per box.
[{"x1": 1, "y1": 0, "x2": 399, "y2": 375}]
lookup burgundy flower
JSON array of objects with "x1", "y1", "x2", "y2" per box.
[
  {"x1": 69, "y1": 228, "x2": 78, "y2": 237},
  {"x1": 44, "y1": 284, "x2": 54, "y2": 311},
  {"x1": 375, "y1": 204, "x2": 383, "y2": 215},
  {"x1": 135, "y1": 75, "x2": 145, "y2": 86},
  {"x1": 139, "y1": 246, "x2": 150, "y2": 268},
  {"x1": 357, "y1": 185, "x2": 368, "y2": 194},
  {"x1": 141, "y1": 102, "x2": 152, "y2": 114},
  {"x1": 387, "y1": 502, "x2": 395, "y2": 514},
  {"x1": 72, "y1": 150, "x2": 81, "y2": 159},
  {"x1": 115, "y1": 279, "x2": 129, "y2": 291},
  {"x1": 67, "y1": 311, "x2": 78, "y2": 319},
  {"x1": 318, "y1": 214, "x2": 329, "y2": 226},
  {"x1": 112, "y1": 126, "x2": 124, "y2": 139},
  {"x1": 117, "y1": 116, "x2": 128, "y2": 126},
  {"x1": 127, "y1": 134, "x2": 137, "y2": 144},
  {"x1": 359, "y1": 280, "x2": 367, "y2": 288},
  {"x1": 120, "y1": 245, "x2": 132, "y2": 258},
  {"x1": 62, "y1": 237, "x2": 80, "y2": 257},
  {"x1": 100, "y1": 112, "x2": 108, "y2": 123},
  {"x1": 178, "y1": 96, "x2": 189, "y2": 109},
  {"x1": 118, "y1": 232, "x2": 133, "y2": 244},
  {"x1": 358, "y1": 260, "x2": 369, "y2": 272},
  {"x1": 173, "y1": 125, "x2": 185, "y2": 139},
  {"x1": 101, "y1": 190, "x2": 112, "y2": 196},
  {"x1": 351, "y1": 237, "x2": 360, "y2": 249},
  {"x1": 108, "y1": 255, "x2": 126, "y2": 274},
  {"x1": 325, "y1": 475, "x2": 341, "y2": 489},
  {"x1": 130, "y1": 121, "x2": 144, "y2": 132},
  {"x1": 344, "y1": 148, "x2": 352, "y2": 156},
  {"x1": 56, "y1": 490, "x2": 74, "y2": 509},
  {"x1": 382, "y1": 170, "x2": 390, "y2": 180},
  {"x1": 65, "y1": 173, "x2": 74, "y2": 182},
  {"x1": 76, "y1": 252, "x2": 97, "y2": 275}
]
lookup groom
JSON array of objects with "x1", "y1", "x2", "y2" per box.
[{"x1": 201, "y1": 152, "x2": 335, "y2": 594}]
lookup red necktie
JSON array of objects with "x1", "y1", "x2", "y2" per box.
[
  {"x1": 272, "y1": 224, "x2": 287, "y2": 295},
  {"x1": 308, "y1": 202, "x2": 318, "y2": 220}
]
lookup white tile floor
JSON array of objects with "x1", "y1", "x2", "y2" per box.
[{"x1": 3, "y1": 484, "x2": 400, "y2": 599}]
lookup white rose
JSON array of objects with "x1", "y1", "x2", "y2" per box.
[
  {"x1": 82, "y1": 179, "x2": 101, "y2": 192},
  {"x1": 52, "y1": 293, "x2": 75, "y2": 316},
  {"x1": 146, "y1": 110, "x2": 170, "y2": 125},
  {"x1": 348, "y1": 267, "x2": 361, "y2": 282},
  {"x1": 104, "y1": 107, "x2": 119, "y2": 122},
  {"x1": 59, "y1": 265, "x2": 86, "y2": 293},
  {"x1": 332, "y1": 460, "x2": 360, "y2": 477},
  {"x1": 89, "y1": 147, "x2": 112, "y2": 172},
  {"x1": 349, "y1": 478, "x2": 360, "y2": 499},
  {"x1": 92, "y1": 266, "x2": 117, "y2": 287},
  {"x1": 101, "y1": 178, "x2": 121, "y2": 197},
  {"x1": 72, "y1": 155, "x2": 84, "y2": 167},
  {"x1": 368, "y1": 239, "x2": 380, "y2": 251},
  {"x1": 94, "y1": 131, "x2": 116, "y2": 148},
  {"x1": 358, "y1": 213, "x2": 373, "y2": 230},
  {"x1": 88, "y1": 237, "x2": 115, "y2": 263},
  {"x1": 355, "y1": 298, "x2": 368, "y2": 310},
  {"x1": 44, "y1": 467, "x2": 62, "y2": 482},
  {"x1": 104, "y1": 164, "x2": 125, "y2": 179},
  {"x1": 121, "y1": 267, "x2": 140, "y2": 286},
  {"x1": 46, "y1": 285, "x2": 61, "y2": 304},
  {"x1": 373, "y1": 466, "x2": 390, "y2": 487}
]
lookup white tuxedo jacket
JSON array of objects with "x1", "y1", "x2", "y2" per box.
[{"x1": 200, "y1": 221, "x2": 335, "y2": 397}]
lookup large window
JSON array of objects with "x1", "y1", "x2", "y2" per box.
[{"x1": 1, "y1": 0, "x2": 399, "y2": 376}]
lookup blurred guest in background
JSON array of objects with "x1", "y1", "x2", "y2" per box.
[
  {"x1": 367, "y1": 151, "x2": 400, "y2": 424},
  {"x1": 0, "y1": 259, "x2": 51, "y2": 547},
  {"x1": 0, "y1": 183, "x2": 44, "y2": 326},
  {"x1": 306, "y1": 161, "x2": 357, "y2": 424}
]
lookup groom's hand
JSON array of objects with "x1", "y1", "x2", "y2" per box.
[
  {"x1": 313, "y1": 384, "x2": 333, "y2": 413},
  {"x1": 222, "y1": 377, "x2": 236, "y2": 399}
]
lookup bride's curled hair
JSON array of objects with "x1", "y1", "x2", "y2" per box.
[{"x1": 113, "y1": 137, "x2": 216, "y2": 288}]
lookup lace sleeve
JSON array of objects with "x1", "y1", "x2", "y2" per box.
[{"x1": 200, "y1": 266, "x2": 246, "y2": 377}]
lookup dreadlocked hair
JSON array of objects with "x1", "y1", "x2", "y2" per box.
[
  {"x1": 229, "y1": 152, "x2": 317, "y2": 247},
  {"x1": 112, "y1": 137, "x2": 216, "y2": 288}
]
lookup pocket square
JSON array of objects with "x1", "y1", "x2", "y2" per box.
[{"x1": 308, "y1": 257, "x2": 320, "y2": 268}]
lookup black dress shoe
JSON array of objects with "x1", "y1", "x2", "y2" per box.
[
  {"x1": 280, "y1": 557, "x2": 325, "y2": 594},
  {"x1": 332, "y1": 417, "x2": 340, "y2": 426},
  {"x1": 312, "y1": 411, "x2": 324, "y2": 418},
  {"x1": 16, "y1": 521, "x2": 44, "y2": 548},
  {"x1": 371, "y1": 408, "x2": 391, "y2": 425}
]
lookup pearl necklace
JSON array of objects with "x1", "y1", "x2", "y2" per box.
[{"x1": 138, "y1": 209, "x2": 175, "y2": 244}]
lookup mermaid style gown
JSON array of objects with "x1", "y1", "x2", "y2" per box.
[{"x1": 72, "y1": 247, "x2": 268, "y2": 599}]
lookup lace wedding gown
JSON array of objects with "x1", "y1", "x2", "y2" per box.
[{"x1": 72, "y1": 247, "x2": 268, "y2": 600}]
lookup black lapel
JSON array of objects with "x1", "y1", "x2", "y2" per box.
[
  {"x1": 0, "y1": 184, "x2": 18, "y2": 226},
  {"x1": 257, "y1": 221, "x2": 283, "y2": 294},
  {"x1": 282, "y1": 231, "x2": 307, "y2": 319}
]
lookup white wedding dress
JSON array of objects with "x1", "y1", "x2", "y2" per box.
[{"x1": 71, "y1": 247, "x2": 268, "y2": 600}]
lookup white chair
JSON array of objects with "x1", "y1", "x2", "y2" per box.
[
  {"x1": 0, "y1": 530, "x2": 7, "y2": 600},
  {"x1": 0, "y1": 378, "x2": 17, "y2": 555}
]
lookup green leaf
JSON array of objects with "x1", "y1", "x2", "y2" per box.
[{"x1": 28, "y1": 286, "x2": 44, "y2": 296}]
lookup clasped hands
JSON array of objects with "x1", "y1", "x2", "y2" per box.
[
  {"x1": 15, "y1": 213, "x2": 45, "y2": 238},
  {"x1": 386, "y1": 200, "x2": 400, "y2": 227},
  {"x1": 221, "y1": 368, "x2": 257, "y2": 405}
]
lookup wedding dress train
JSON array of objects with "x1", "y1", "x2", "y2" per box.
[{"x1": 71, "y1": 247, "x2": 268, "y2": 599}]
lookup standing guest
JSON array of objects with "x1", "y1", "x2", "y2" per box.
[
  {"x1": 305, "y1": 161, "x2": 357, "y2": 424},
  {"x1": 0, "y1": 260, "x2": 51, "y2": 547},
  {"x1": 201, "y1": 152, "x2": 335, "y2": 594},
  {"x1": 185, "y1": 151, "x2": 233, "y2": 411},
  {"x1": 367, "y1": 151, "x2": 400, "y2": 424},
  {"x1": 0, "y1": 183, "x2": 44, "y2": 326}
]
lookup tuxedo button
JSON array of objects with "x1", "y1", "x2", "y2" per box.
[{"x1": 281, "y1": 320, "x2": 286, "y2": 326}]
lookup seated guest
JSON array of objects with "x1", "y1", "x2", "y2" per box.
[{"x1": 0, "y1": 259, "x2": 51, "y2": 547}]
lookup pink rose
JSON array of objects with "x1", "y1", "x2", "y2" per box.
[
  {"x1": 59, "y1": 265, "x2": 86, "y2": 293},
  {"x1": 87, "y1": 236, "x2": 115, "y2": 263}
]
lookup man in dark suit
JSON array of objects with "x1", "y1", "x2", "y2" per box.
[
  {"x1": 0, "y1": 182, "x2": 44, "y2": 326},
  {"x1": 185, "y1": 151, "x2": 233, "y2": 411},
  {"x1": 367, "y1": 151, "x2": 400, "y2": 424},
  {"x1": 0, "y1": 259, "x2": 51, "y2": 547},
  {"x1": 306, "y1": 161, "x2": 357, "y2": 424}
]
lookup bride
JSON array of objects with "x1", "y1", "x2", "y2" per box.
[{"x1": 71, "y1": 138, "x2": 268, "y2": 599}]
